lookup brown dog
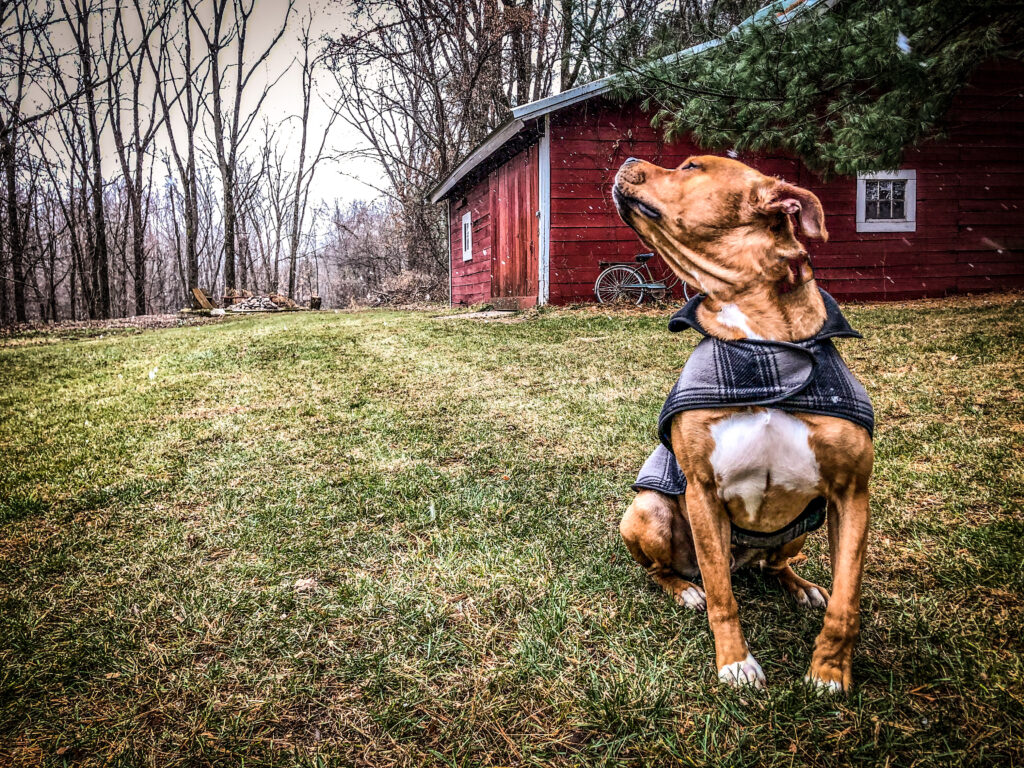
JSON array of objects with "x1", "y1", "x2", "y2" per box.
[{"x1": 613, "y1": 155, "x2": 873, "y2": 691}]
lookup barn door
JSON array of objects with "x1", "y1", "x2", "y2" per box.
[{"x1": 490, "y1": 144, "x2": 539, "y2": 308}]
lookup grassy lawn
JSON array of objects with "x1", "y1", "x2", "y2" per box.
[{"x1": 2, "y1": 297, "x2": 1022, "y2": 767}]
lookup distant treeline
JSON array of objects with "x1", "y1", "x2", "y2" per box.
[{"x1": 0, "y1": 0, "x2": 754, "y2": 323}]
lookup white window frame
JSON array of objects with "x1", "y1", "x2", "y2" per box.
[
  {"x1": 461, "y1": 211, "x2": 473, "y2": 261},
  {"x1": 856, "y1": 170, "x2": 916, "y2": 233}
]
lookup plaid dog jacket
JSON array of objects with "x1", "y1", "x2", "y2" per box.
[
  {"x1": 633, "y1": 289, "x2": 873, "y2": 548},
  {"x1": 657, "y1": 288, "x2": 874, "y2": 450}
]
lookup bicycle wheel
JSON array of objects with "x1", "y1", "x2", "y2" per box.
[{"x1": 595, "y1": 265, "x2": 645, "y2": 305}]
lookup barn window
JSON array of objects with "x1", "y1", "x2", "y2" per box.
[
  {"x1": 461, "y1": 211, "x2": 473, "y2": 261},
  {"x1": 856, "y1": 170, "x2": 916, "y2": 232}
]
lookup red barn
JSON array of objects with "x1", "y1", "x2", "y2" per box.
[{"x1": 428, "y1": 44, "x2": 1024, "y2": 307}]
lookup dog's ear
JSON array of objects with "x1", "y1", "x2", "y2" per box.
[{"x1": 754, "y1": 181, "x2": 828, "y2": 241}]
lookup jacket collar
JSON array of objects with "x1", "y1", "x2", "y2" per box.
[{"x1": 667, "y1": 288, "x2": 862, "y2": 342}]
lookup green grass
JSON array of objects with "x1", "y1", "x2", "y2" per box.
[{"x1": 1, "y1": 297, "x2": 1022, "y2": 767}]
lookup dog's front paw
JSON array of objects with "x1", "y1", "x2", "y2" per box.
[
  {"x1": 718, "y1": 654, "x2": 766, "y2": 689},
  {"x1": 675, "y1": 583, "x2": 707, "y2": 611},
  {"x1": 773, "y1": 566, "x2": 830, "y2": 610},
  {"x1": 804, "y1": 659, "x2": 850, "y2": 694}
]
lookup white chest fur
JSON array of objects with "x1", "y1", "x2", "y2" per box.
[
  {"x1": 709, "y1": 409, "x2": 821, "y2": 522},
  {"x1": 716, "y1": 303, "x2": 764, "y2": 340}
]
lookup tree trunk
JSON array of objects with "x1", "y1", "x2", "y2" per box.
[
  {"x1": 79, "y1": 9, "x2": 110, "y2": 319},
  {"x1": 206, "y1": 14, "x2": 236, "y2": 292},
  {"x1": 0, "y1": 249, "x2": 8, "y2": 324},
  {"x1": 185, "y1": 165, "x2": 199, "y2": 297},
  {"x1": 47, "y1": 234, "x2": 58, "y2": 321},
  {"x1": 132, "y1": 196, "x2": 145, "y2": 315},
  {"x1": 221, "y1": 170, "x2": 236, "y2": 290},
  {"x1": 560, "y1": 0, "x2": 573, "y2": 91},
  {"x1": 69, "y1": 250, "x2": 77, "y2": 320},
  {"x1": 1, "y1": 133, "x2": 27, "y2": 322}
]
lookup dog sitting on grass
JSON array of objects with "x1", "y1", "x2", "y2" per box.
[{"x1": 613, "y1": 155, "x2": 874, "y2": 692}]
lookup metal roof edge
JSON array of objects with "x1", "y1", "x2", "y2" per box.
[
  {"x1": 510, "y1": 76, "x2": 616, "y2": 121},
  {"x1": 426, "y1": 118, "x2": 525, "y2": 204}
]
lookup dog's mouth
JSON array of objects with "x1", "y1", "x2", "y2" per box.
[{"x1": 612, "y1": 185, "x2": 662, "y2": 221}]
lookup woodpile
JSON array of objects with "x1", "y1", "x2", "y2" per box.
[
  {"x1": 229, "y1": 295, "x2": 282, "y2": 312},
  {"x1": 182, "y1": 288, "x2": 313, "y2": 313},
  {"x1": 225, "y1": 292, "x2": 305, "y2": 312},
  {"x1": 221, "y1": 288, "x2": 253, "y2": 306}
]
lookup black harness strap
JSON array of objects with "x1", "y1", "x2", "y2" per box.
[{"x1": 729, "y1": 496, "x2": 827, "y2": 550}]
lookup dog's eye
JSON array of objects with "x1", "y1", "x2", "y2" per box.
[{"x1": 680, "y1": 161, "x2": 701, "y2": 171}]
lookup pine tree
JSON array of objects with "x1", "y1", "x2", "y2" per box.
[{"x1": 614, "y1": 0, "x2": 1024, "y2": 176}]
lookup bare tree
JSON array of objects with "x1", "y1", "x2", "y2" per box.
[
  {"x1": 59, "y1": 0, "x2": 114, "y2": 318},
  {"x1": 137, "y1": 0, "x2": 208, "y2": 302},
  {"x1": 285, "y1": 15, "x2": 337, "y2": 299},
  {"x1": 0, "y1": 1, "x2": 53, "y2": 322},
  {"x1": 106, "y1": 2, "x2": 168, "y2": 315},
  {"x1": 324, "y1": 0, "x2": 512, "y2": 285},
  {"x1": 190, "y1": 0, "x2": 294, "y2": 293}
]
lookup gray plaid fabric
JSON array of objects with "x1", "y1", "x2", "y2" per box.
[
  {"x1": 632, "y1": 444, "x2": 687, "y2": 495},
  {"x1": 634, "y1": 289, "x2": 873, "y2": 499},
  {"x1": 657, "y1": 289, "x2": 874, "y2": 450}
]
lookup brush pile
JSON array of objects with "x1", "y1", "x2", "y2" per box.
[{"x1": 368, "y1": 270, "x2": 443, "y2": 307}]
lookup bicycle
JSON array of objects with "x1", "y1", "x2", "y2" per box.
[{"x1": 594, "y1": 252, "x2": 694, "y2": 305}]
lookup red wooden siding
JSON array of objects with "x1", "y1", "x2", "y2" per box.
[
  {"x1": 490, "y1": 144, "x2": 540, "y2": 305},
  {"x1": 450, "y1": 173, "x2": 493, "y2": 306},
  {"x1": 547, "y1": 104, "x2": 799, "y2": 303},
  {"x1": 544, "y1": 58, "x2": 1024, "y2": 303}
]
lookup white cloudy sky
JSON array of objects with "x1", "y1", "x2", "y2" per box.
[
  {"x1": 55, "y1": 0, "x2": 385, "y2": 206},
  {"x1": 248, "y1": 0, "x2": 383, "y2": 204}
]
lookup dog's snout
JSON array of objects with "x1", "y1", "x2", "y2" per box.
[{"x1": 617, "y1": 159, "x2": 646, "y2": 185}]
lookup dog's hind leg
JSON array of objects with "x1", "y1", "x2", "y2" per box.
[
  {"x1": 763, "y1": 535, "x2": 830, "y2": 609},
  {"x1": 620, "y1": 490, "x2": 705, "y2": 610}
]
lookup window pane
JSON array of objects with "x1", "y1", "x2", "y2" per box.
[{"x1": 861, "y1": 175, "x2": 913, "y2": 226}]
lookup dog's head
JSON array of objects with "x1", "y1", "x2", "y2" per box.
[{"x1": 612, "y1": 155, "x2": 827, "y2": 298}]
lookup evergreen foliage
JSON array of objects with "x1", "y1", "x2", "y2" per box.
[{"x1": 613, "y1": 0, "x2": 1024, "y2": 176}]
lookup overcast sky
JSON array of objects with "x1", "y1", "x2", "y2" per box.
[
  {"x1": 252, "y1": 0, "x2": 383, "y2": 205},
  {"x1": 62, "y1": 0, "x2": 385, "y2": 207}
]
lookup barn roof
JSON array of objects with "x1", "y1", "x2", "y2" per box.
[{"x1": 427, "y1": 0, "x2": 830, "y2": 204}]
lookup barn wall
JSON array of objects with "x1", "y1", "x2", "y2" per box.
[
  {"x1": 449, "y1": 173, "x2": 493, "y2": 306},
  {"x1": 809, "y1": 58, "x2": 1024, "y2": 300},
  {"x1": 546, "y1": 58, "x2": 1024, "y2": 303},
  {"x1": 547, "y1": 102, "x2": 798, "y2": 303}
]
